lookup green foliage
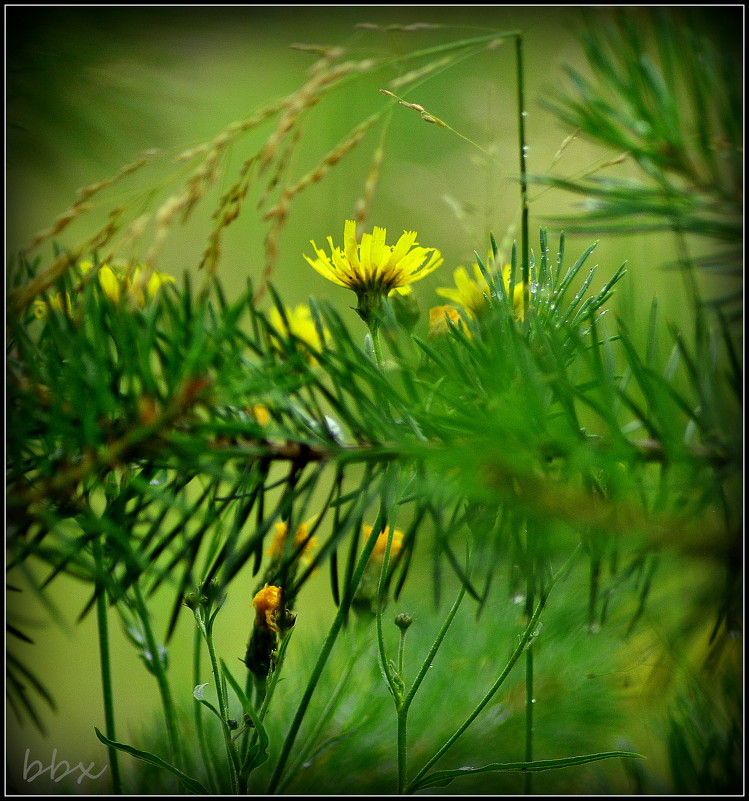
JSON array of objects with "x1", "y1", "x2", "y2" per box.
[
  {"x1": 411, "y1": 750, "x2": 646, "y2": 792},
  {"x1": 94, "y1": 727, "x2": 209, "y2": 795},
  {"x1": 5, "y1": 9, "x2": 741, "y2": 796},
  {"x1": 535, "y1": 7, "x2": 742, "y2": 318}
]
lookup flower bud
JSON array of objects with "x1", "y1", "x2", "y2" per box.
[{"x1": 394, "y1": 613, "x2": 414, "y2": 631}]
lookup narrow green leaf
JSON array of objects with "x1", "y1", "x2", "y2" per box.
[
  {"x1": 220, "y1": 659, "x2": 249, "y2": 710},
  {"x1": 411, "y1": 750, "x2": 646, "y2": 791},
  {"x1": 241, "y1": 697, "x2": 270, "y2": 771},
  {"x1": 94, "y1": 727, "x2": 209, "y2": 794}
]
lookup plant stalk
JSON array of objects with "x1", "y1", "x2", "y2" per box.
[
  {"x1": 397, "y1": 710, "x2": 409, "y2": 794},
  {"x1": 193, "y1": 626, "x2": 219, "y2": 793},
  {"x1": 201, "y1": 613, "x2": 240, "y2": 793},
  {"x1": 524, "y1": 641, "x2": 534, "y2": 794},
  {"x1": 93, "y1": 537, "x2": 122, "y2": 794},
  {"x1": 407, "y1": 545, "x2": 579, "y2": 794},
  {"x1": 516, "y1": 33, "x2": 530, "y2": 307},
  {"x1": 131, "y1": 582, "x2": 183, "y2": 771},
  {"x1": 370, "y1": 322, "x2": 384, "y2": 368},
  {"x1": 524, "y1": 568, "x2": 535, "y2": 794}
]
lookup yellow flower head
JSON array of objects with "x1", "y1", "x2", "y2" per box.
[
  {"x1": 436, "y1": 256, "x2": 526, "y2": 321},
  {"x1": 126, "y1": 265, "x2": 175, "y2": 308},
  {"x1": 365, "y1": 524, "x2": 405, "y2": 563},
  {"x1": 304, "y1": 220, "x2": 442, "y2": 323},
  {"x1": 250, "y1": 403, "x2": 271, "y2": 427},
  {"x1": 251, "y1": 584, "x2": 283, "y2": 633},
  {"x1": 267, "y1": 521, "x2": 318, "y2": 568},
  {"x1": 33, "y1": 260, "x2": 176, "y2": 318},
  {"x1": 428, "y1": 304, "x2": 470, "y2": 338},
  {"x1": 268, "y1": 304, "x2": 328, "y2": 362},
  {"x1": 98, "y1": 265, "x2": 122, "y2": 303},
  {"x1": 79, "y1": 260, "x2": 174, "y2": 307},
  {"x1": 32, "y1": 292, "x2": 73, "y2": 318}
]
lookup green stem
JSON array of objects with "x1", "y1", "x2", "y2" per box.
[
  {"x1": 239, "y1": 673, "x2": 264, "y2": 774},
  {"x1": 402, "y1": 583, "x2": 466, "y2": 712},
  {"x1": 398, "y1": 584, "x2": 467, "y2": 794},
  {"x1": 397, "y1": 627, "x2": 407, "y2": 677},
  {"x1": 131, "y1": 582, "x2": 182, "y2": 771},
  {"x1": 406, "y1": 546, "x2": 579, "y2": 794},
  {"x1": 92, "y1": 537, "x2": 122, "y2": 794},
  {"x1": 406, "y1": 600, "x2": 541, "y2": 793},
  {"x1": 397, "y1": 710, "x2": 409, "y2": 795},
  {"x1": 276, "y1": 641, "x2": 364, "y2": 794},
  {"x1": 201, "y1": 615, "x2": 240, "y2": 793},
  {"x1": 373, "y1": 526, "x2": 407, "y2": 793},
  {"x1": 524, "y1": 568, "x2": 535, "y2": 795},
  {"x1": 193, "y1": 626, "x2": 218, "y2": 793},
  {"x1": 258, "y1": 628, "x2": 294, "y2": 724},
  {"x1": 239, "y1": 672, "x2": 254, "y2": 761},
  {"x1": 524, "y1": 643, "x2": 534, "y2": 794},
  {"x1": 375, "y1": 524, "x2": 401, "y2": 700},
  {"x1": 371, "y1": 322, "x2": 384, "y2": 368},
  {"x1": 267, "y1": 507, "x2": 389, "y2": 793},
  {"x1": 515, "y1": 33, "x2": 530, "y2": 304}
]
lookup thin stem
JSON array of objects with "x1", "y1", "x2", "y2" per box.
[
  {"x1": 377, "y1": 606, "x2": 399, "y2": 700},
  {"x1": 258, "y1": 628, "x2": 294, "y2": 724},
  {"x1": 524, "y1": 565, "x2": 535, "y2": 795},
  {"x1": 239, "y1": 672, "x2": 265, "y2": 776},
  {"x1": 193, "y1": 626, "x2": 219, "y2": 793},
  {"x1": 201, "y1": 614, "x2": 240, "y2": 793},
  {"x1": 397, "y1": 711, "x2": 409, "y2": 795},
  {"x1": 406, "y1": 599, "x2": 542, "y2": 793},
  {"x1": 406, "y1": 545, "x2": 579, "y2": 794},
  {"x1": 376, "y1": 525, "x2": 401, "y2": 700},
  {"x1": 524, "y1": 640, "x2": 535, "y2": 794},
  {"x1": 515, "y1": 33, "x2": 530, "y2": 308},
  {"x1": 277, "y1": 640, "x2": 364, "y2": 794},
  {"x1": 402, "y1": 583, "x2": 467, "y2": 712},
  {"x1": 397, "y1": 583, "x2": 467, "y2": 794},
  {"x1": 92, "y1": 537, "x2": 122, "y2": 794},
  {"x1": 239, "y1": 672, "x2": 255, "y2": 762},
  {"x1": 131, "y1": 582, "x2": 182, "y2": 771},
  {"x1": 372, "y1": 525, "x2": 412, "y2": 794},
  {"x1": 371, "y1": 322, "x2": 384, "y2": 368},
  {"x1": 397, "y1": 627, "x2": 407, "y2": 677}
]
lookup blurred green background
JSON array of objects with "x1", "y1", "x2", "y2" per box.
[{"x1": 6, "y1": 5, "x2": 740, "y2": 794}]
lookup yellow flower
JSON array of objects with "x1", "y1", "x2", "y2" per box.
[
  {"x1": 251, "y1": 584, "x2": 283, "y2": 633},
  {"x1": 250, "y1": 403, "x2": 271, "y2": 427},
  {"x1": 365, "y1": 524, "x2": 405, "y2": 562},
  {"x1": 81, "y1": 260, "x2": 174, "y2": 306},
  {"x1": 126, "y1": 265, "x2": 175, "y2": 308},
  {"x1": 268, "y1": 304, "x2": 328, "y2": 362},
  {"x1": 32, "y1": 292, "x2": 73, "y2": 318},
  {"x1": 436, "y1": 258, "x2": 526, "y2": 321},
  {"x1": 79, "y1": 260, "x2": 122, "y2": 303},
  {"x1": 304, "y1": 220, "x2": 442, "y2": 324},
  {"x1": 428, "y1": 304, "x2": 470, "y2": 338},
  {"x1": 34, "y1": 261, "x2": 175, "y2": 318},
  {"x1": 267, "y1": 520, "x2": 318, "y2": 567},
  {"x1": 98, "y1": 265, "x2": 122, "y2": 303}
]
